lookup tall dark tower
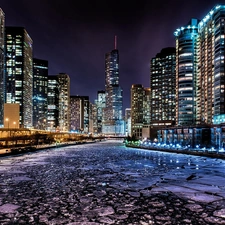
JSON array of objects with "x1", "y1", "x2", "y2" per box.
[{"x1": 102, "y1": 36, "x2": 123, "y2": 135}]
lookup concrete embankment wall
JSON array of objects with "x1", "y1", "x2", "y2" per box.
[{"x1": 126, "y1": 144, "x2": 225, "y2": 160}]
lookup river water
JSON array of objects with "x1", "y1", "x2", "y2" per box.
[{"x1": 0, "y1": 140, "x2": 225, "y2": 224}]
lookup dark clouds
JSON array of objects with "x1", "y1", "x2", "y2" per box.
[{"x1": 1, "y1": 0, "x2": 223, "y2": 111}]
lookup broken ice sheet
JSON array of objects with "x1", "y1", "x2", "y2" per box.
[{"x1": 0, "y1": 203, "x2": 20, "y2": 213}]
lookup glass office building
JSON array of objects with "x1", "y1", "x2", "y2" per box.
[
  {"x1": 131, "y1": 84, "x2": 150, "y2": 139},
  {"x1": 47, "y1": 76, "x2": 59, "y2": 131},
  {"x1": 5, "y1": 27, "x2": 33, "y2": 128},
  {"x1": 33, "y1": 58, "x2": 48, "y2": 129},
  {"x1": 58, "y1": 73, "x2": 70, "y2": 132},
  {"x1": 70, "y1": 96, "x2": 89, "y2": 133},
  {"x1": 174, "y1": 19, "x2": 199, "y2": 126},
  {"x1": 150, "y1": 47, "x2": 176, "y2": 126},
  {"x1": 102, "y1": 38, "x2": 123, "y2": 135}
]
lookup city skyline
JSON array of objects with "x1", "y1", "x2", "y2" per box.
[{"x1": 1, "y1": 0, "x2": 223, "y2": 110}]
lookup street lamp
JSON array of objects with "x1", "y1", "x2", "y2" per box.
[
  {"x1": 13, "y1": 122, "x2": 16, "y2": 129},
  {"x1": 5, "y1": 118, "x2": 9, "y2": 129}
]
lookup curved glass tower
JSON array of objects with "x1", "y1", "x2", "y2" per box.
[{"x1": 174, "y1": 19, "x2": 199, "y2": 126}]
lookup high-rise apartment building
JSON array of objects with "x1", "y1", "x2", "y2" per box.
[
  {"x1": 131, "y1": 84, "x2": 150, "y2": 139},
  {"x1": 125, "y1": 108, "x2": 131, "y2": 136},
  {"x1": 33, "y1": 58, "x2": 48, "y2": 129},
  {"x1": 150, "y1": 47, "x2": 176, "y2": 126},
  {"x1": 95, "y1": 90, "x2": 105, "y2": 133},
  {"x1": 58, "y1": 73, "x2": 70, "y2": 132},
  {"x1": 0, "y1": 8, "x2": 4, "y2": 127},
  {"x1": 70, "y1": 96, "x2": 89, "y2": 133},
  {"x1": 102, "y1": 37, "x2": 123, "y2": 135},
  {"x1": 89, "y1": 102, "x2": 97, "y2": 134},
  {"x1": 47, "y1": 76, "x2": 59, "y2": 131},
  {"x1": 174, "y1": 5, "x2": 225, "y2": 126},
  {"x1": 174, "y1": 19, "x2": 199, "y2": 126},
  {"x1": 5, "y1": 27, "x2": 33, "y2": 128},
  {"x1": 197, "y1": 5, "x2": 225, "y2": 124}
]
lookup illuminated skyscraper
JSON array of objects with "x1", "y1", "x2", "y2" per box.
[
  {"x1": 5, "y1": 27, "x2": 33, "y2": 128},
  {"x1": 95, "y1": 90, "x2": 105, "y2": 133},
  {"x1": 125, "y1": 108, "x2": 131, "y2": 136},
  {"x1": 89, "y1": 102, "x2": 97, "y2": 134},
  {"x1": 58, "y1": 73, "x2": 70, "y2": 132},
  {"x1": 102, "y1": 36, "x2": 123, "y2": 135},
  {"x1": 150, "y1": 47, "x2": 176, "y2": 126},
  {"x1": 0, "y1": 8, "x2": 4, "y2": 127},
  {"x1": 131, "y1": 84, "x2": 150, "y2": 139},
  {"x1": 174, "y1": 5, "x2": 225, "y2": 126},
  {"x1": 33, "y1": 58, "x2": 48, "y2": 129},
  {"x1": 47, "y1": 76, "x2": 59, "y2": 131},
  {"x1": 174, "y1": 19, "x2": 199, "y2": 126},
  {"x1": 70, "y1": 96, "x2": 89, "y2": 133},
  {"x1": 197, "y1": 5, "x2": 225, "y2": 124}
]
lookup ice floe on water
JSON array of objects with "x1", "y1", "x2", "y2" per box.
[
  {"x1": 0, "y1": 203, "x2": 20, "y2": 213},
  {"x1": 0, "y1": 141, "x2": 224, "y2": 224}
]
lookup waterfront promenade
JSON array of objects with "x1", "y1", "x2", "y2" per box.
[
  {"x1": 0, "y1": 140, "x2": 225, "y2": 224},
  {"x1": 126, "y1": 142, "x2": 225, "y2": 160}
]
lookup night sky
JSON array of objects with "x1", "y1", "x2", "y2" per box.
[{"x1": 1, "y1": 0, "x2": 223, "y2": 111}]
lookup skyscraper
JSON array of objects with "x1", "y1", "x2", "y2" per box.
[
  {"x1": 174, "y1": 19, "x2": 199, "y2": 126},
  {"x1": 33, "y1": 58, "x2": 48, "y2": 129},
  {"x1": 70, "y1": 96, "x2": 89, "y2": 133},
  {"x1": 89, "y1": 102, "x2": 98, "y2": 134},
  {"x1": 57, "y1": 73, "x2": 70, "y2": 132},
  {"x1": 131, "y1": 84, "x2": 150, "y2": 139},
  {"x1": 47, "y1": 76, "x2": 59, "y2": 131},
  {"x1": 0, "y1": 8, "x2": 4, "y2": 127},
  {"x1": 125, "y1": 108, "x2": 131, "y2": 136},
  {"x1": 5, "y1": 27, "x2": 33, "y2": 128},
  {"x1": 150, "y1": 47, "x2": 176, "y2": 126},
  {"x1": 174, "y1": 5, "x2": 225, "y2": 126},
  {"x1": 95, "y1": 90, "x2": 105, "y2": 133},
  {"x1": 197, "y1": 5, "x2": 225, "y2": 124},
  {"x1": 102, "y1": 36, "x2": 123, "y2": 135}
]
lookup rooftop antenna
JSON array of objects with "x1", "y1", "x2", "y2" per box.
[{"x1": 114, "y1": 35, "x2": 117, "y2": 49}]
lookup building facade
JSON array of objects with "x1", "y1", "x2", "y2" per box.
[
  {"x1": 0, "y1": 8, "x2": 4, "y2": 127},
  {"x1": 174, "y1": 19, "x2": 199, "y2": 126},
  {"x1": 58, "y1": 73, "x2": 70, "y2": 132},
  {"x1": 102, "y1": 37, "x2": 123, "y2": 135},
  {"x1": 3, "y1": 103, "x2": 20, "y2": 129},
  {"x1": 197, "y1": 5, "x2": 225, "y2": 125},
  {"x1": 125, "y1": 108, "x2": 131, "y2": 136},
  {"x1": 70, "y1": 96, "x2": 89, "y2": 133},
  {"x1": 47, "y1": 76, "x2": 59, "y2": 131},
  {"x1": 5, "y1": 27, "x2": 33, "y2": 128},
  {"x1": 154, "y1": 5, "x2": 225, "y2": 149},
  {"x1": 95, "y1": 90, "x2": 105, "y2": 134},
  {"x1": 150, "y1": 47, "x2": 176, "y2": 126},
  {"x1": 33, "y1": 58, "x2": 48, "y2": 130},
  {"x1": 131, "y1": 84, "x2": 150, "y2": 139},
  {"x1": 89, "y1": 102, "x2": 98, "y2": 134}
]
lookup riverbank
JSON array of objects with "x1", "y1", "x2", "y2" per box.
[
  {"x1": 126, "y1": 143, "x2": 225, "y2": 160},
  {"x1": 0, "y1": 140, "x2": 99, "y2": 157}
]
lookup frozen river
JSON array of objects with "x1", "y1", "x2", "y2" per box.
[{"x1": 0, "y1": 140, "x2": 225, "y2": 224}]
